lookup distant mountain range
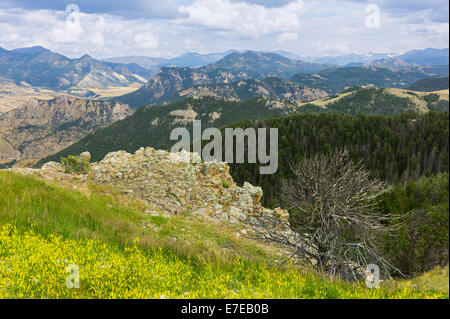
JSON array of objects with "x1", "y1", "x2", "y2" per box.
[
  {"x1": 0, "y1": 46, "x2": 150, "y2": 90},
  {"x1": 397, "y1": 48, "x2": 449, "y2": 66},
  {"x1": 104, "y1": 50, "x2": 239, "y2": 69},
  {"x1": 290, "y1": 66, "x2": 448, "y2": 94},
  {"x1": 115, "y1": 51, "x2": 336, "y2": 108},
  {"x1": 301, "y1": 52, "x2": 397, "y2": 66},
  {"x1": 1, "y1": 46, "x2": 448, "y2": 97},
  {"x1": 299, "y1": 48, "x2": 449, "y2": 67},
  {"x1": 105, "y1": 48, "x2": 448, "y2": 70},
  {"x1": 347, "y1": 48, "x2": 449, "y2": 68},
  {"x1": 103, "y1": 51, "x2": 396, "y2": 69}
]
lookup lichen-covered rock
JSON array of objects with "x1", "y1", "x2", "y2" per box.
[
  {"x1": 85, "y1": 147, "x2": 284, "y2": 225},
  {"x1": 79, "y1": 152, "x2": 91, "y2": 163},
  {"x1": 42, "y1": 161, "x2": 63, "y2": 171},
  {"x1": 169, "y1": 150, "x2": 201, "y2": 164}
]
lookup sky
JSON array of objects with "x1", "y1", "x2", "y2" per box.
[{"x1": 0, "y1": 0, "x2": 448, "y2": 59}]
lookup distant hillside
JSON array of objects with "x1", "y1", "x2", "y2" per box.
[
  {"x1": 408, "y1": 77, "x2": 449, "y2": 92},
  {"x1": 202, "y1": 51, "x2": 336, "y2": 77},
  {"x1": 346, "y1": 48, "x2": 449, "y2": 68},
  {"x1": 398, "y1": 48, "x2": 449, "y2": 66},
  {"x1": 103, "y1": 56, "x2": 169, "y2": 69},
  {"x1": 0, "y1": 46, "x2": 148, "y2": 90},
  {"x1": 290, "y1": 66, "x2": 448, "y2": 94},
  {"x1": 298, "y1": 87, "x2": 449, "y2": 114},
  {"x1": 115, "y1": 51, "x2": 336, "y2": 108},
  {"x1": 172, "y1": 77, "x2": 328, "y2": 103},
  {"x1": 0, "y1": 95, "x2": 131, "y2": 163},
  {"x1": 40, "y1": 87, "x2": 449, "y2": 165},
  {"x1": 312, "y1": 52, "x2": 396, "y2": 66},
  {"x1": 164, "y1": 51, "x2": 237, "y2": 68},
  {"x1": 38, "y1": 97, "x2": 298, "y2": 164},
  {"x1": 303, "y1": 48, "x2": 449, "y2": 67}
]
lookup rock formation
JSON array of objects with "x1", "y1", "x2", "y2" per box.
[
  {"x1": 0, "y1": 95, "x2": 132, "y2": 162},
  {"x1": 24, "y1": 147, "x2": 289, "y2": 226}
]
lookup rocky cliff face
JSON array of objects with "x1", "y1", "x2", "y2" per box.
[
  {"x1": 118, "y1": 69, "x2": 328, "y2": 108},
  {"x1": 177, "y1": 78, "x2": 328, "y2": 102},
  {"x1": 0, "y1": 95, "x2": 131, "y2": 161},
  {"x1": 34, "y1": 147, "x2": 289, "y2": 226},
  {"x1": 116, "y1": 67, "x2": 237, "y2": 107}
]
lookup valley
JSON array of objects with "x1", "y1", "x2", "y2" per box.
[
  {"x1": 0, "y1": 80, "x2": 142, "y2": 114},
  {"x1": 0, "y1": 77, "x2": 57, "y2": 114}
]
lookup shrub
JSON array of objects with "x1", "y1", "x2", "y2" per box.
[
  {"x1": 249, "y1": 149, "x2": 396, "y2": 281},
  {"x1": 60, "y1": 152, "x2": 90, "y2": 174}
]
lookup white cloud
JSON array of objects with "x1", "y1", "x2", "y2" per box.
[
  {"x1": 0, "y1": 1, "x2": 448, "y2": 59},
  {"x1": 277, "y1": 32, "x2": 298, "y2": 43},
  {"x1": 0, "y1": 8, "x2": 163, "y2": 58},
  {"x1": 51, "y1": 13, "x2": 84, "y2": 43},
  {"x1": 176, "y1": 0, "x2": 304, "y2": 39},
  {"x1": 134, "y1": 33, "x2": 159, "y2": 49}
]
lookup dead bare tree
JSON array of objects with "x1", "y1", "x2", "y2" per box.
[{"x1": 249, "y1": 148, "x2": 401, "y2": 281}]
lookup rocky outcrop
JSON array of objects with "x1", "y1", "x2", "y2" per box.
[
  {"x1": 32, "y1": 148, "x2": 289, "y2": 226},
  {"x1": 0, "y1": 95, "x2": 132, "y2": 161},
  {"x1": 90, "y1": 147, "x2": 282, "y2": 224}
]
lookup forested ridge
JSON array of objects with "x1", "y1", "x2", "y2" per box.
[
  {"x1": 226, "y1": 111, "x2": 449, "y2": 207},
  {"x1": 302, "y1": 87, "x2": 449, "y2": 115},
  {"x1": 407, "y1": 77, "x2": 449, "y2": 92},
  {"x1": 38, "y1": 87, "x2": 448, "y2": 166}
]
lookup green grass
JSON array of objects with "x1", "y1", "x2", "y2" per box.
[
  {"x1": 410, "y1": 266, "x2": 449, "y2": 293},
  {"x1": 0, "y1": 171, "x2": 142, "y2": 248},
  {"x1": 0, "y1": 171, "x2": 448, "y2": 299}
]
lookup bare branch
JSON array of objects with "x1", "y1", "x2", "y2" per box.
[{"x1": 248, "y1": 148, "x2": 400, "y2": 281}]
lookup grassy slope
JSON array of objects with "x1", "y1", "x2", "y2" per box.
[
  {"x1": 289, "y1": 67, "x2": 448, "y2": 94},
  {"x1": 296, "y1": 88, "x2": 449, "y2": 111},
  {"x1": 0, "y1": 171, "x2": 448, "y2": 299}
]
